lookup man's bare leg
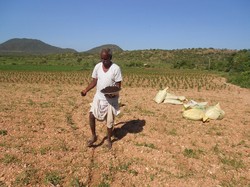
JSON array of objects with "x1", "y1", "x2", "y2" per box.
[{"x1": 87, "y1": 112, "x2": 97, "y2": 147}]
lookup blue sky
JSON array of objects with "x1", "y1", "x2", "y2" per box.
[{"x1": 0, "y1": 0, "x2": 250, "y2": 51}]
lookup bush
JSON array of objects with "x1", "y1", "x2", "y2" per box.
[
  {"x1": 125, "y1": 62, "x2": 143, "y2": 67},
  {"x1": 227, "y1": 71, "x2": 250, "y2": 88}
]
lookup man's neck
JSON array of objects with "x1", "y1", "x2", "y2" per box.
[{"x1": 103, "y1": 62, "x2": 112, "y2": 69}]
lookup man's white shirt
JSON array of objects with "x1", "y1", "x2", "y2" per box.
[{"x1": 92, "y1": 62, "x2": 122, "y2": 100}]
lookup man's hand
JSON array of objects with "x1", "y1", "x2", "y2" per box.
[
  {"x1": 81, "y1": 78, "x2": 97, "y2": 97},
  {"x1": 81, "y1": 90, "x2": 87, "y2": 96}
]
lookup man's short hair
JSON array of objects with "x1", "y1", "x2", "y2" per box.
[{"x1": 101, "y1": 48, "x2": 112, "y2": 59}]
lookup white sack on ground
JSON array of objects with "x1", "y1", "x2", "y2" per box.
[
  {"x1": 165, "y1": 93, "x2": 179, "y2": 100},
  {"x1": 154, "y1": 87, "x2": 168, "y2": 103},
  {"x1": 203, "y1": 103, "x2": 225, "y2": 122},
  {"x1": 178, "y1": 96, "x2": 186, "y2": 101},
  {"x1": 183, "y1": 100, "x2": 208, "y2": 109},
  {"x1": 183, "y1": 108, "x2": 205, "y2": 121},
  {"x1": 165, "y1": 93, "x2": 186, "y2": 101},
  {"x1": 163, "y1": 98, "x2": 183, "y2": 105},
  {"x1": 163, "y1": 92, "x2": 186, "y2": 105}
]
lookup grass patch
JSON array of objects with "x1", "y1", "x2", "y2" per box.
[
  {"x1": 39, "y1": 146, "x2": 51, "y2": 155},
  {"x1": 1, "y1": 154, "x2": 19, "y2": 164},
  {"x1": 168, "y1": 128, "x2": 177, "y2": 136},
  {"x1": 135, "y1": 106, "x2": 155, "y2": 116},
  {"x1": 129, "y1": 169, "x2": 138, "y2": 176},
  {"x1": 212, "y1": 144, "x2": 220, "y2": 154},
  {"x1": 27, "y1": 99, "x2": 36, "y2": 106},
  {"x1": 220, "y1": 156, "x2": 245, "y2": 170},
  {"x1": 98, "y1": 181, "x2": 110, "y2": 187},
  {"x1": 66, "y1": 113, "x2": 78, "y2": 130},
  {"x1": 135, "y1": 142, "x2": 157, "y2": 149},
  {"x1": 150, "y1": 174, "x2": 155, "y2": 181},
  {"x1": 206, "y1": 126, "x2": 224, "y2": 136},
  {"x1": 183, "y1": 148, "x2": 203, "y2": 159},
  {"x1": 14, "y1": 167, "x2": 38, "y2": 186},
  {"x1": 70, "y1": 177, "x2": 86, "y2": 187},
  {"x1": 100, "y1": 173, "x2": 113, "y2": 186},
  {"x1": 44, "y1": 171, "x2": 63, "y2": 186},
  {"x1": 58, "y1": 140, "x2": 69, "y2": 152},
  {"x1": 0, "y1": 130, "x2": 8, "y2": 136},
  {"x1": 232, "y1": 140, "x2": 248, "y2": 148},
  {"x1": 40, "y1": 102, "x2": 53, "y2": 108},
  {"x1": 116, "y1": 161, "x2": 132, "y2": 172}
]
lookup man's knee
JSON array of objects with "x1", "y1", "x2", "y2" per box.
[{"x1": 89, "y1": 112, "x2": 95, "y2": 120}]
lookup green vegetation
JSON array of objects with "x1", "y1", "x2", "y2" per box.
[
  {"x1": 0, "y1": 67, "x2": 235, "y2": 91},
  {"x1": 70, "y1": 178, "x2": 86, "y2": 187},
  {"x1": 0, "y1": 130, "x2": 7, "y2": 136},
  {"x1": 1, "y1": 154, "x2": 19, "y2": 164},
  {"x1": 98, "y1": 181, "x2": 110, "y2": 187},
  {"x1": 0, "y1": 48, "x2": 249, "y2": 88},
  {"x1": 168, "y1": 128, "x2": 177, "y2": 136},
  {"x1": 183, "y1": 148, "x2": 203, "y2": 159},
  {"x1": 44, "y1": 171, "x2": 63, "y2": 186},
  {"x1": 0, "y1": 64, "x2": 83, "y2": 71},
  {"x1": 135, "y1": 142, "x2": 157, "y2": 149},
  {"x1": 86, "y1": 44, "x2": 123, "y2": 54},
  {"x1": 227, "y1": 71, "x2": 250, "y2": 88},
  {"x1": 14, "y1": 167, "x2": 38, "y2": 186},
  {"x1": 220, "y1": 156, "x2": 245, "y2": 170}
]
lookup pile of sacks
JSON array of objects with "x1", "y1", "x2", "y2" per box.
[
  {"x1": 182, "y1": 100, "x2": 225, "y2": 122},
  {"x1": 154, "y1": 87, "x2": 225, "y2": 122}
]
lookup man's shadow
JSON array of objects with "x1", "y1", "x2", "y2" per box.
[
  {"x1": 91, "y1": 119, "x2": 146, "y2": 148},
  {"x1": 112, "y1": 119, "x2": 146, "y2": 142}
]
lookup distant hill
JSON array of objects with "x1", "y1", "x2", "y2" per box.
[
  {"x1": 0, "y1": 38, "x2": 77, "y2": 55},
  {"x1": 85, "y1": 44, "x2": 123, "y2": 54}
]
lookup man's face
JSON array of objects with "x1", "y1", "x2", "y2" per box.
[{"x1": 101, "y1": 52, "x2": 111, "y2": 67}]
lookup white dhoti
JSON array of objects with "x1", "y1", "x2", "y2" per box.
[{"x1": 90, "y1": 95, "x2": 120, "y2": 128}]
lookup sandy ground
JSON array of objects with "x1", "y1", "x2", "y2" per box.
[{"x1": 0, "y1": 78, "x2": 250, "y2": 186}]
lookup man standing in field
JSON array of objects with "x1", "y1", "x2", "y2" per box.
[{"x1": 81, "y1": 48, "x2": 122, "y2": 149}]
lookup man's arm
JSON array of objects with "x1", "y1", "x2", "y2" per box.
[{"x1": 81, "y1": 78, "x2": 97, "y2": 96}]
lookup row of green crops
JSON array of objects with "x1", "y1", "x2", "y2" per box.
[{"x1": 0, "y1": 68, "x2": 230, "y2": 91}]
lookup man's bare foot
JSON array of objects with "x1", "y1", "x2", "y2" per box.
[
  {"x1": 87, "y1": 136, "x2": 97, "y2": 147},
  {"x1": 106, "y1": 139, "x2": 112, "y2": 150}
]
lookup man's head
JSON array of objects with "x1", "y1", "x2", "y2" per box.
[{"x1": 100, "y1": 48, "x2": 112, "y2": 68}]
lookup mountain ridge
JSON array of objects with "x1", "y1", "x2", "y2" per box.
[
  {"x1": 0, "y1": 38, "x2": 124, "y2": 55},
  {"x1": 0, "y1": 38, "x2": 77, "y2": 55},
  {"x1": 85, "y1": 44, "x2": 123, "y2": 54}
]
